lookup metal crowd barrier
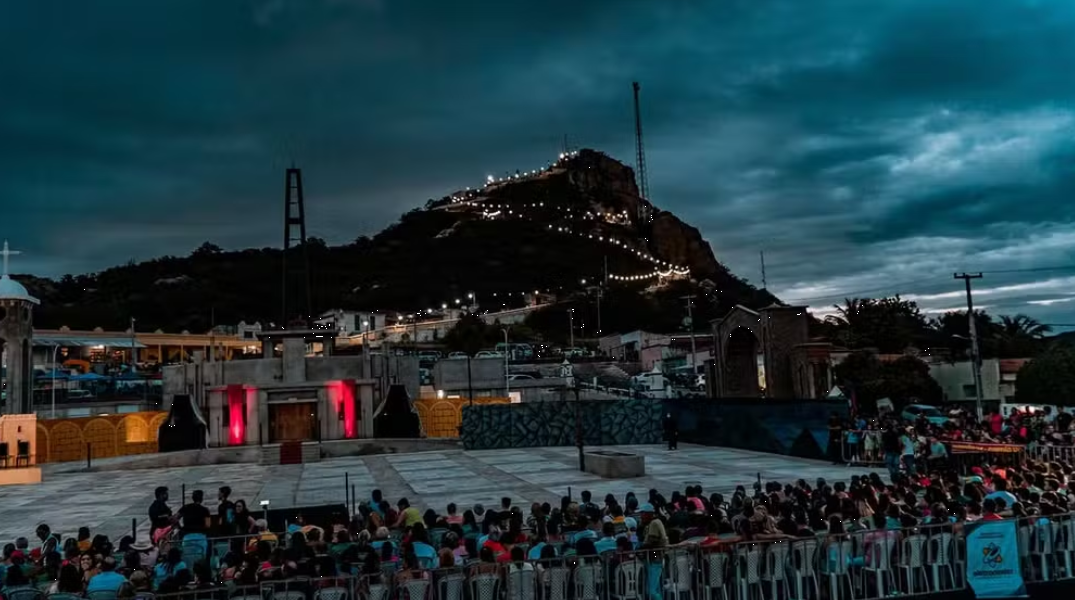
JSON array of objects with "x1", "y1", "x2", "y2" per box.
[
  {"x1": 841, "y1": 430, "x2": 885, "y2": 466},
  {"x1": 1028, "y1": 445, "x2": 1075, "y2": 465},
  {"x1": 147, "y1": 512, "x2": 1075, "y2": 600}
]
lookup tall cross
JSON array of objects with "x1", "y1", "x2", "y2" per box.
[{"x1": 1, "y1": 240, "x2": 20, "y2": 277}]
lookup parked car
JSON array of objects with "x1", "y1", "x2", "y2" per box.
[
  {"x1": 475, "y1": 350, "x2": 503, "y2": 359},
  {"x1": 901, "y1": 404, "x2": 950, "y2": 426},
  {"x1": 563, "y1": 347, "x2": 587, "y2": 358},
  {"x1": 447, "y1": 351, "x2": 469, "y2": 360},
  {"x1": 418, "y1": 351, "x2": 442, "y2": 362},
  {"x1": 507, "y1": 374, "x2": 535, "y2": 381}
]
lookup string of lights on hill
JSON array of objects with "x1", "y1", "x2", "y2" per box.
[{"x1": 422, "y1": 150, "x2": 690, "y2": 297}]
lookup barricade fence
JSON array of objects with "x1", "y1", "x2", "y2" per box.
[
  {"x1": 841, "y1": 430, "x2": 885, "y2": 466},
  {"x1": 1028, "y1": 445, "x2": 1075, "y2": 465},
  {"x1": 145, "y1": 513, "x2": 1075, "y2": 600},
  {"x1": 841, "y1": 431, "x2": 1032, "y2": 472}
]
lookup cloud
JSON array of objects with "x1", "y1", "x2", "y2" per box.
[{"x1": 3, "y1": 0, "x2": 1075, "y2": 328}]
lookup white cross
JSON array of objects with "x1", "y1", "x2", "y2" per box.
[{"x1": 0, "y1": 240, "x2": 20, "y2": 278}]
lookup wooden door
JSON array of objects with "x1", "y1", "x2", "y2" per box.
[{"x1": 270, "y1": 402, "x2": 317, "y2": 442}]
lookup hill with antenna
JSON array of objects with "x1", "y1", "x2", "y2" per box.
[{"x1": 19, "y1": 149, "x2": 775, "y2": 338}]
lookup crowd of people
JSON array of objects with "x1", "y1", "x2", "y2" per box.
[{"x1": 5, "y1": 405, "x2": 1075, "y2": 600}]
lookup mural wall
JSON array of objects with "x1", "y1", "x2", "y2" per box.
[
  {"x1": 413, "y1": 397, "x2": 510, "y2": 439},
  {"x1": 665, "y1": 398, "x2": 847, "y2": 459},
  {"x1": 36, "y1": 411, "x2": 167, "y2": 463},
  {"x1": 460, "y1": 399, "x2": 662, "y2": 450}
]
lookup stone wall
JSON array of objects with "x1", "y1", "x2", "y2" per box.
[
  {"x1": 665, "y1": 398, "x2": 846, "y2": 459},
  {"x1": 460, "y1": 399, "x2": 662, "y2": 450}
]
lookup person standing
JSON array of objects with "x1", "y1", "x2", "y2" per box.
[
  {"x1": 827, "y1": 412, "x2": 843, "y2": 464},
  {"x1": 881, "y1": 423, "x2": 901, "y2": 482},
  {"x1": 899, "y1": 427, "x2": 917, "y2": 478},
  {"x1": 663, "y1": 412, "x2": 678, "y2": 450},
  {"x1": 148, "y1": 486, "x2": 173, "y2": 542}
]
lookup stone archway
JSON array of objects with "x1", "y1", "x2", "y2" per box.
[
  {"x1": 713, "y1": 305, "x2": 764, "y2": 397},
  {"x1": 725, "y1": 327, "x2": 761, "y2": 397}
]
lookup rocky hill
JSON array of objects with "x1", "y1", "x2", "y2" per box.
[{"x1": 18, "y1": 149, "x2": 774, "y2": 337}]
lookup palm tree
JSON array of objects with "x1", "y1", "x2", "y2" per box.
[
  {"x1": 825, "y1": 298, "x2": 867, "y2": 348},
  {"x1": 996, "y1": 314, "x2": 1051, "y2": 358},
  {"x1": 999, "y1": 314, "x2": 1052, "y2": 339}
]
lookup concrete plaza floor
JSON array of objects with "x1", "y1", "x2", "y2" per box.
[{"x1": 0, "y1": 444, "x2": 877, "y2": 544}]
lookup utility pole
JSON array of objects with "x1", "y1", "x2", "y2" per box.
[
  {"x1": 682, "y1": 295, "x2": 697, "y2": 374},
  {"x1": 568, "y1": 308, "x2": 575, "y2": 349},
  {"x1": 760, "y1": 251, "x2": 768, "y2": 290},
  {"x1": 954, "y1": 273, "x2": 985, "y2": 421}
]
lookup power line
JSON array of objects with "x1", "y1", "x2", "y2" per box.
[{"x1": 980, "y1": 265, "x2": 1075, "y2": 275}]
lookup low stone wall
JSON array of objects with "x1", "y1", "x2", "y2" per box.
[
  {"x1": 460, "y1": 398, "x2": 662, "y2": 450},
  {"x1": 584, "y1": 450, "x2": 645, "y2": 478}
]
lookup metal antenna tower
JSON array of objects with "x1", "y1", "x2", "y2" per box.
[
  {"x1": 632, "y1": 82, "x2": 651, "y2": 222},
  {"x1": 282, "y1": 167, "x2": 312, "y2": 327}
]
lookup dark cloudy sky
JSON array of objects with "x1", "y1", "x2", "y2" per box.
[{"x1": 4, "y1": 0, "x2": 1075, "y2": 328}]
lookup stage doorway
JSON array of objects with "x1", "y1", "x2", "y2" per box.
[{"x1": 269, "y1": 401, "x2": 318, "y2": 442}]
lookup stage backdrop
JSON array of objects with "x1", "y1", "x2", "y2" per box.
[
  {"x1": 664, "y1": 398, "x2": 849, "y2": 459},
  {"x1": 461, "y1": 398, "x2": 662, "y2": 450}
]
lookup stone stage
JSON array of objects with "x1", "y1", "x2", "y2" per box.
[{"x1": 0, "y1": 444, "x2": 876, "y2": 544}]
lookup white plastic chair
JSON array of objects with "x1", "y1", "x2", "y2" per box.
[
  {"x1": 821, "y1": 540, "x2": 853, "y2": 600},
  {"x1": 574, "y1": 563, "x2": 601, "y2": 600},
  {"x1": 700, "y1": 553, "x2": 729, "y2": 600},
  {"x1": 663, "y1": 550, "x2": 695, "y2": 600},
  {"x1": 470, "y1": 573, "x2": 501, "y2": 600},
  {"x1": 543, "y1": 566, "x2": 571, "y2": 600},
  {"x1": 762, "y1": 542, "x2": 790, "y2": 600},
  {"x1": 927, "y1": 532, "x2": 956, "y2": 591},
  {"x1": 788, "y1": 539, "x2": 819, "y2": 600},
  {"x1": 437, "y1": 572, "x2": 466, "y2": 600},
  {"x1": 735, "y1": 544, "x2": 764, "y2": 600},
  {"x1": 315, "y1": 586, "x2": 349, "y2": 600},
  {"x1": 897, "y1": 535, "x2": 927, "y2": 594},
  {"x1": 862, "y1": 536, "x2": 896, "y2": 598},
  {"x1": 508, "y1": 568, "x2": 536, "y2": 600},
  {"x1": 611, "y1": 559, "x2": 646, "y2": 600},
  {"x1": 400, "y1": 578, "x2": 430, "y2": 600}
]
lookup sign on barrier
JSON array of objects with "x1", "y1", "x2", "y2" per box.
[
  {"x1": 965, "y1": 519, "x2": 1026, "y2": 599},
  {"x1": 949, "y1": 442, "x2": 1024, "y2": 454}
]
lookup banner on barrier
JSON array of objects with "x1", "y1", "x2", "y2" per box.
[
  {"x1": 949, "y1": 441, "x2": 1024, "y2": 454},
  {"x1": 965, "y1": 519, "x2": 1027, "y2": 598}
]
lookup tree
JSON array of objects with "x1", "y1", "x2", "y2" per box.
[
  {"x1": 443, "y1": 313, "x2": 493, "y2": 356},
  {"x1": 996, "y1": 314, "x2": 1051, "y2": 358},
  {"x1": 833, "y1": 351, "x2": 942, "y2": 412},
  {"x1": 1014, "y1": 345, "x2": 1075, "y2": 407},
  {"x1": 824, "y1": 296, "x2": 930, "y2": 352},
  {"x1": 192, "y1": 242, "x2": 223, "y2": 257}
]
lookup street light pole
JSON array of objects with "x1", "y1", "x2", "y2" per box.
[
  {"x1": 50, "y1": 343, "x2": 59, "y2": 418},
  {"x1": 568, "y1": 309, "x2": 575, "y2": 349},
  {"x1": 502, "y1": 328, "x2": 510, "y2": 399}
]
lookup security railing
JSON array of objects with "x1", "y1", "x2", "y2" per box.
[
  {"x1": 1028, "y1": 444, "x2": 1075, "y2": 465},
  {"x1": 66, "y1": 513, "x2": 1075, "y2": 600},
  {"x1": 841, "y1": 430, "x2": 885, "y2": 466}
]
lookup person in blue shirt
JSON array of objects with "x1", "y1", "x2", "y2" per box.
[
  {"x1": 593, "y1": 522, "x2": 618, "y2": 554},
  {"x1": 87, "y1": 557, "x2": 128, "y2": 594}
]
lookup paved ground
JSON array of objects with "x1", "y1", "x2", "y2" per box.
[{"x1": 0, "y1": 445, "x2": 877, "y2": 544}]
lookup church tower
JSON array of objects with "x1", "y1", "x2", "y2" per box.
[{"x1": 0, "y1": 241, "x2": 38, "y2": 415}]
